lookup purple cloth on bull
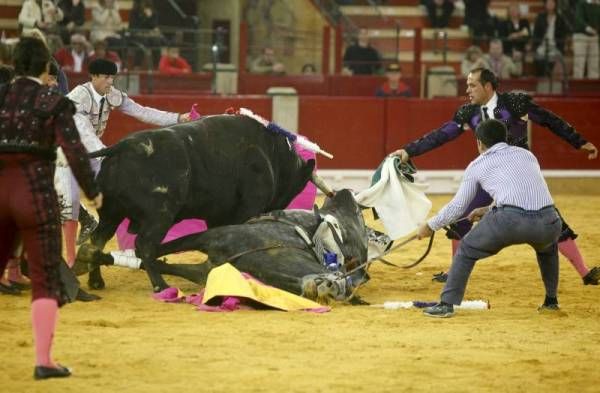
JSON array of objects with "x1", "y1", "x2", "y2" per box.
[{"x1": 116, "y1": 143, "x2": 317, "y2": 250}]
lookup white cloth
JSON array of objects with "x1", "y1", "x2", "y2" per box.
[{"x1": 355, "y1": 157, "x2": 432, "y2": 240}]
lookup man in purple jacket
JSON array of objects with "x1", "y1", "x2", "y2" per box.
[{"x1": 392, "y1": 67, "x2": 599, "y2": 285}]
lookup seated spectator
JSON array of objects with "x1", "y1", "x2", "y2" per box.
[
  {"x1": 482, "y1": 38, "x2": 522, "y2": 78},
  {"x1": 302, "y1": 63, "x2": 317, "y2": 75},
  {"x1": 500, "y1": 3, "x2": 531, "y2": 57},
  {"x1": 159, "y1": 47, "x2": 192, "y2": 75},
  {"x1": 90, "y1": 0, "x2": 123, "y2": 47},
  {"x1": 53, "y1": 33, "x2": 90, "y2": 73},
  {"x1": 424, "y1": 0, "x2": 455, "y2": 29},
  {"x1": 129, "y1": 0, "x2": 165, "y2": 68},
  {"x1": 463, "y1": 0, "x2": 497, "y2": 44},
  {"x1": 89, "y1": 39, "x2": 122, "y2": 72},
  {"x1": 461, "y1": 45, "x2": 486, "y2": 76},
  {"x1": 249, "y1": 47, "x2": 286, "y2": 75},
  {"x1": 343, "y1": 28, "x2": 382, "y2": 75},
  {"x1": 532, "y1": 0, "x2": 569, "y2": 77},
  {"x1": 18, "y1": 0, "x2": 64, "y2": 36},
  {"x1": 57, "y1": 0, "x2": 85, "y2": 44},
  {"x1": 375, "y1": 63, "x2": 412, "y2": 97}
]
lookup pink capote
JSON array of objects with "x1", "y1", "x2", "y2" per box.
[{"x1": 116, "y1": 143, "x2": 317, "y2": 250}]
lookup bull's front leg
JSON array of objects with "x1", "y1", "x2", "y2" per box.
[{"x1": 135, "y1": 220, "x2": 174, "y2": 292}]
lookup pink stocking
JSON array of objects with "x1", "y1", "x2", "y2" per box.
[
  {"x1": 558, "y1": 238, "x2": 589, "y2": 278},
  {"x1": 62, "y1": 220, "x2": 78, "y2": 267},
  {"x1": 31, "y1": 298, "x2": 58, "y2": 367}
]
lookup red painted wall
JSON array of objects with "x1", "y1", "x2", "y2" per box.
[{"x1": 102, "y1": 95, "x2": 600, "y2": 170}]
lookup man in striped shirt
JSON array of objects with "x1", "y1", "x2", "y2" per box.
[{"x1": 418, "y1": 119, "x2": 562, "y2": 318}]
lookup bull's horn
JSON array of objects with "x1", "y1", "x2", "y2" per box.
[{"x1": 311, "y1": 173, "x2": 334, "y2": 198}]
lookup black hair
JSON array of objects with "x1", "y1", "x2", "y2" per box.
[
  {"x1": 302, "y1": 63, "x2": 316, "y2": 73},
  {"x1": 13, "y1": 37, "x2": 50, "y2": 77},
  {"x1": 48, "y1": 61, "x2": 59, "y2": 77},
  {"x1": 470, "y1": 67, "x2": 498, "y2": 90},
  {"x1": 475, "y1": 119, "x2": 507, "y2": 148},
  {"x1": 0, "y1": 64, "x2": 15, "y2": 84}
]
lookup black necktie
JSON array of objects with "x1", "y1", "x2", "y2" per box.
[
  {"x1": 482, "y1": 106, "x2": 490, "y2": 120},
  {"x1": 97, "y1": 97, "x2": 105, "y2": 132}
]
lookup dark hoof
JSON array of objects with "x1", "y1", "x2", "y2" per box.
[
  {"x1": 152, "y1": 283, "x2": 169, "y2": 293},
  {"x1": 75, "y1": 288, "x2": 102, "y2": 302},
  {"x1": 34, "y1": 364, "x2": 71, "y2": 380}
]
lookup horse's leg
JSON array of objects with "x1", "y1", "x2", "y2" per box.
[{"x1": 150, "y1": 259, "x2": 213, "y2": 286}]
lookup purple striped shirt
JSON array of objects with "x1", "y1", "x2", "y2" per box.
[{"x1": 428, "y1": 143, "x2": 554, "y2": 231}]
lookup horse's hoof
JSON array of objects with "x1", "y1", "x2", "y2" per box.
[{"x1": 88, "y1": 278, "x2": 105, "y2": 290}]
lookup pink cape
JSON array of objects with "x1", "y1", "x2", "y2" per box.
[{"x1": 116, "y1": 143, "x2": 317, "y2": 250}]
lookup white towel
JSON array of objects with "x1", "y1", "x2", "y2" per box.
[{"x1": 355, "y1": 157, "x2": 432, "y2": 240}]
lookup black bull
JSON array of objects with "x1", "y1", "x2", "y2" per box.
[
  {"x1": 84, "y1": 114, "x2": 321, "y2": 292},
  {"x1": 77, "y1": 189, "x2": 370, "y2": 302}
]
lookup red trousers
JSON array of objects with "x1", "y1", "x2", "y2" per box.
[{"x1": 0, "y1": 155, "x2": 65, "y2": 304}]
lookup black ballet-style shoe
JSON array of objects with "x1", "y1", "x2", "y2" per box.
[
  {"x1": 75, "y1": 288, "x2": 102, "y2": 302},
  {"x1": 34, "y1": 364, "x2": 72, "y2": 380},
  {"x1": 0, "y1": 281, "x2": 21, "y2": 295}
]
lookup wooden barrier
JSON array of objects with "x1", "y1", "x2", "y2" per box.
[{"x1": 101, "y1": 95, "x2": 600, "y2": 170}]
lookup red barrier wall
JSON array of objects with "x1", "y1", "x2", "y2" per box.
[
  {"x1": 299, "y1": 97, "x2": 386, "y2": 169},
  {"x1": 101, "y1": 95, "x2": 600, "y2": 170}
]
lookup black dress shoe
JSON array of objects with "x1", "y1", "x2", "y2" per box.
[
  {"x1": 75, "y1": 288, "x2": 102, "y2": 302},
  {"x1": 0, "y1": 282, "x2": 21, "y2": 295},
  {"x1": 8, "y1": 280, "x2": 31, "y2": 290},
  {"x1": 34, "y1": 364, "x2": 71, "y2": 380}
]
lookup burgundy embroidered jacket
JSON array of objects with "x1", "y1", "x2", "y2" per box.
[{"x1": 0, "y1": 78, "x2": 99, "y2": 199}]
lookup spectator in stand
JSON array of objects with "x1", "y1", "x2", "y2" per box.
[
  {"x1": 53, "y1": 33, "x2": 90, "y2": 73},
  {"x1": 90, "y1": 0, "x2": 123, "y2": 49},
  {"x1": 532, "y1": 0, "x2": 570, "y2": 77},
  {"x1": 18, "y1": 0, "x2": 64, "y2": 37},
  {"x1": 461, "y1": 45, "x2": 486, "y2": 77},
  {"x1": 158, "y1": 47, "x2": 191, "y2": 75},
  {"x1": 249, "y1": 47, "x2": 286, "y2": 75},
  {"x1": 89, "y1": 39, "x2": 122, "y2": 72},
  {"x1": 482, "y1": 38, "x2": 522, "y2": 78},
  {"x1": 500, "y1": 3, "x2": 531, "y2": 58},
  {"x1": 57, "y1": 0, "x2": 85, "y2": 45},
  {"x1": 424, "y1": 0, "x2": 455, "y2": 29},
  {"x1": 343, "y1": 28, "x2": 382, "y2": 75},
  {"x1": 463, "y1": 0, "x2": 497, "y2": 45},
  {"x1": 375, "y1": 63, "x2": 412, "y2": 97},
  {"x1": 572, "y1": 0, "x2": 600, "y2": 79},
  {"x1": 302, "y1": 63, "x2": 317, "y2": 75},
  {"x1": 128, "y1": 0, "x2": 165, "y2": 68}
]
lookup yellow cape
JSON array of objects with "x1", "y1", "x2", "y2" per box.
[{"x1": 202, "y1": 263, "x2": 327, "y2": 311}]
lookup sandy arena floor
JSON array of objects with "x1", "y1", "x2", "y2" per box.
[{"x1": 2, "y1": 193, "x2": 600, "y2": 393}]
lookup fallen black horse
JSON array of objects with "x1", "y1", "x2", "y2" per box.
[{"x1": 75, "y1": 190, "x2": 370, "y2": 303}]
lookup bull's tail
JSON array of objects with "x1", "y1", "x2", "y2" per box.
[{"x1": 88, "y1": 144, "x2": 122, "y2": 158}]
